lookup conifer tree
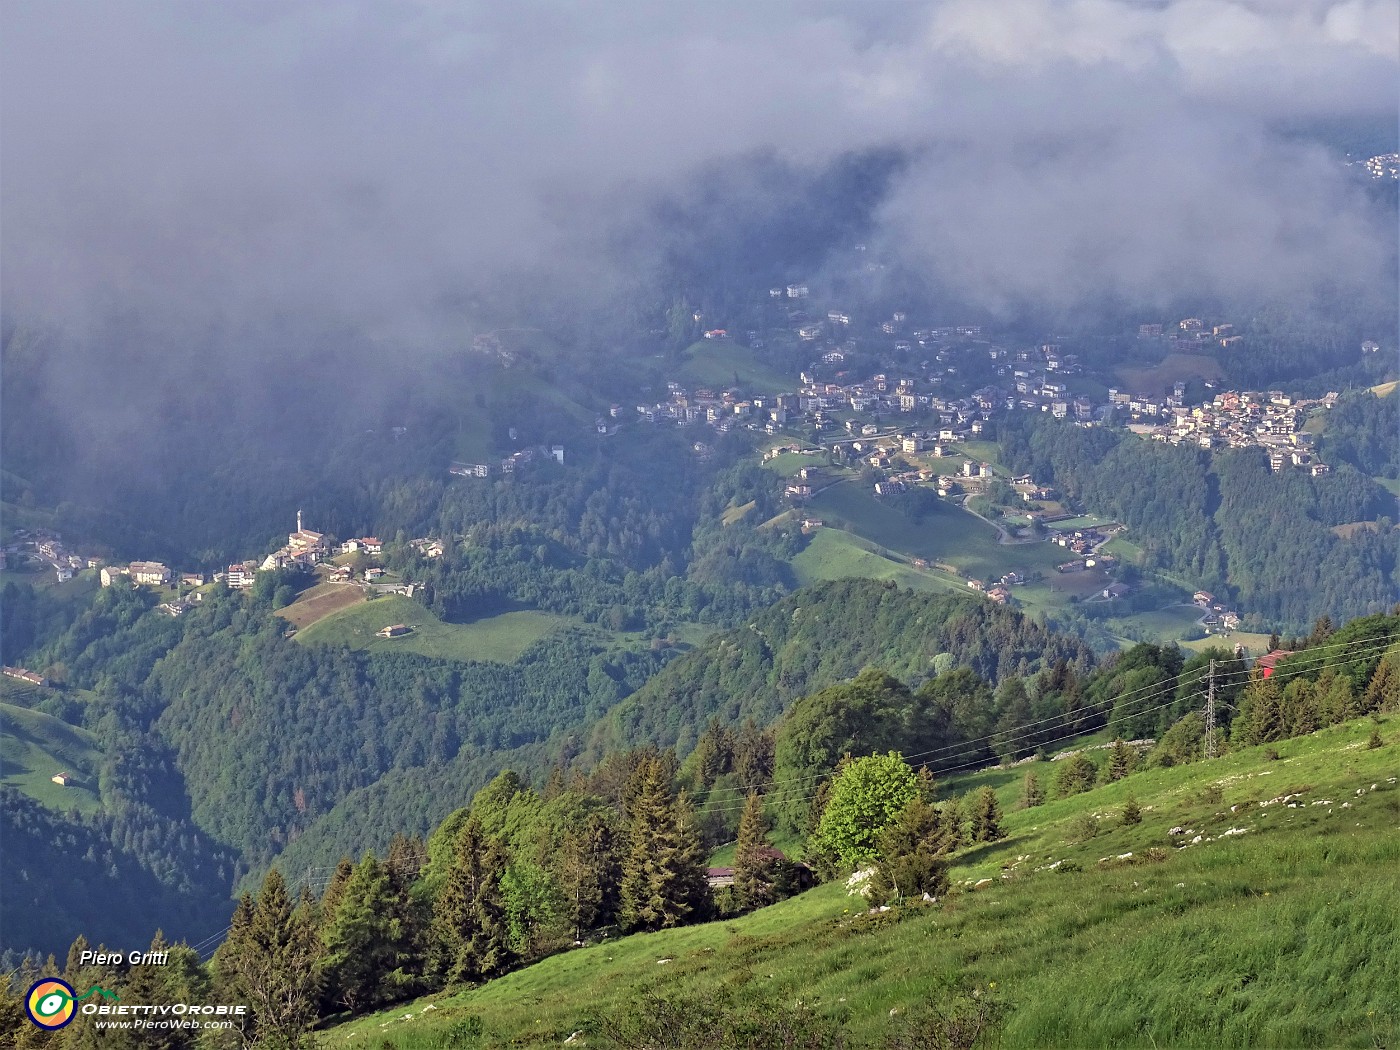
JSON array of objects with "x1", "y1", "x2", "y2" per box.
[
  {"x1": 732, "y1": 719, "x2": 775, "y2": 793},
  {"x1": 1319, "y1": 671, "x2": 1355, "y2": 724},
  {"x1": 60, "y1": 935, "x2": 118, "y2": 1050},
  {"x1": 557, "y1": 811, "x2": 620, "y2": 940},
  {"x1": 0, "y1": 972, "x2": 26, "y2": 1050},
  {"x1": 733, "y1": 793, "x2": 787, "y2": 912},
  {"x1": 103, "y1": 931, "x2": 203, "y2": 1050},
  {"x1": 1233, "y1": 676, "x2": 1285, "y2": 746},
  {"x1": 214, "y1": 869, "x2": 321, "y2": 1048},
  {"x1": 618, "y1": 756, "x2": 711, "y2": 932},
  {"x1": 1105, "y1": 738, "x2": 1132, "y2": 782},
  {"x1": 1283, "y1": 679, "x2": 1319, "y2": 736},
  {"x1": 321, "y1": 853, "x2": 412, "y2": 1014},
  {"x1": 968, "y1": 787, "x2": 1002, "y2": 843},
  {"x1": 1019, "y1": 771, "x2": 1044, "y2": 809},
  {"x1": 1054, "y1": 753, "x2": 1097, "y2": 797},
  {"x1": 1364, "y1": 655, "x2": 1400, "y2": 714},
  {"x1": 938, "y1": 795, "x2": 965, "y2": 853},
  {"x1": 992, "y1": 678, "x2": 1035, "y2": 760},
  {"x1": 868, "y1": 796, "x2": 949, "y2": 903},
  {"x1": 319, "y1": 857, "x2": 355, "y2": 929},
  {"x1": 430, "y1": 816, "x2": 514, "y2": 985},
  {"x1": 1121, "y1": 795, "x2": 1142, "y2": 826}
]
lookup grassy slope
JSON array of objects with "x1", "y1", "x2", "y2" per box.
[
  {"x1": 790, "y1": 528, "x2": 959, "y2": 593},
  {"x1": 277, "y1": 580, "x2": 368, "y2": 630},
  {"x1": 324, "y1": 717, "x2": 1399, "y2": 1049},
  {"x1": 0, "y1": 702, "x2": 103, "y2": 814},
  {"x1": 681, "y1": 341, "x2": 796, "y2": 394},
  {"x1": 294, "y1": 595, "x2": 577, "y2": 663},
  {"x1": 807, "y1": 482, "x2": 1062, "y2": 581}
]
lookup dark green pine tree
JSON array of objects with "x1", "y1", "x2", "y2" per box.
[
  {"x1": 1019, "y1": 770, "x2": 1044, "y2": 809},
  {"x1": 968, "y1": 786, "x2": 1002, "y2": 843},
  {"x1": 102, "y1": 931, "x2": 204, "y2": 1050},
  {"x1": 4, "y1": 956, "x2": 52, "y2": 1050},
  {"x1": 1364, "y1": 655, "x2": 1400, "y2": 714},
  {"x1": 214, "y1": 869, "x2": 322, "y2": 1048},
  {"x1": 868, "y1": 796, "x2": 949, "y2": 903},
  {"x1": 1233, "y1": 676, "x2": 1285, "y2": 746},
  {"x1": 733, "y1": 793, "x2": 787, "y2": 912},
  {"x1": 732, "y1": 719, "x2": 775, "y2": 794},
  {"x1": 320, "y1": 857, "x2": 355, "y2": 925},
  {"x1": 1105, "y1": 738, "x2": 1132, "y2": 782},
  {"x1": 0, "y1": 966, "x2": 27, "y2": 1050},
  {"x1": 557, "y1": 812, "x2": 620, "y2": 941},
  {"x1": 992, "y1": 678, "x2": 1035, "y2": 760},
  {"x1": 430, "y1": 816, "x2": 514, "y2": 985},
  {"x1": 1055, "y1": 753, "x2": 1098, "y2": 797},
  {"x1": 61, "y1": 935, "x2": 120, "y2": 1050},
  {"x1": 938, "y1": 795, "x2": 966, "y2": 852},
  {"x1": 618, "y1": 756, "x2": 711, "y2": 933},
  {"x1": 385, "y1": 832, "x2": 430, "y2": 976},
  {"x1": 315, "y1": 856, "x2": 357, "y2": 1015},
  {"x1": 321, "y1": 853, "x2": 413, "y2": 1015}
]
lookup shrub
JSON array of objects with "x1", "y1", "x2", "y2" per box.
[
  {"x1": 885, "y1": 989, "x2": 1010, "y2": 1050},
  {"x1": 1018, "y1": 771, "x2": 1044, "y2": 810},
  {"x1": 1054, "y1": 753, "x2": 1097, "y2": 798},
  {"x1": 1121, "y1": 795, "x2": 1142, "y2": 826},
  {"x1": 1067, "y1": 814, "x2": 1099, "y2": 843}
]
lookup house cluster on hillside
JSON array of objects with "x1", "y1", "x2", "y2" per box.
[
  {"x1": 1362, "y1": 152, "x2": 1399, "y2": 180},
  {"x1": 634, "y1": 383, "x2": 797, "y2": 434},
  {"x1": 3, "y1": 665, "x2": 48, "y2": 687},
  {"x1": 3, "y1": 529, "x2": 104, "y2": 583},
  {"x1": 1193, "y1": 590, "x2": 1243, "y2": 634},
  {"x1": 450, "y1": 444, "x2": 564, "y2": 479},
  {"x1": 100, "y1": 561, "x2": 174, "y2": 587},
  {"x1": 1129, "y1": 389, "x2": 1336, "y2": 475}
]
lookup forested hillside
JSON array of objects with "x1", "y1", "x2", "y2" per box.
[
  {"x1": 1001, "y1": 414, "x2": 1399, "y2": 629},
  {"x1": 590, "y1": 578, "x2": 1095, "y2": 759},
  {"x1": 6, "y1": 610, "x2": 1396, "y2": 1050}
]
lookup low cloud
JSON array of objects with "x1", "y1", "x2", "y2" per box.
[{"x1": 1, "y1": 1, "x2": 1395, "y2": 381}]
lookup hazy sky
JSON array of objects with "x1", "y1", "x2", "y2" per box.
[{"x1": 3, "y1": 0, "x2": 1396, "y2": 351}]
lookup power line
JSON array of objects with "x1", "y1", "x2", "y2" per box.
[{"x1": 696, "y1": 638, "x2": 1398, "y2": 818}]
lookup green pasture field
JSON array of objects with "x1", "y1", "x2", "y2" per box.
[
  {"x1": 1182, "y1": 632, "x2": 1275, "y2": 657},
  {"x1": 681, "y1": 341, "x2": 795, "y2": 394},
  {"x1": 295, "y1": 596, "x2": 577, "y2": 664},
  {"x1": 959, "y1": 439, "x2": 1004, "y2": 471},
  {"x1": 1116, "y1": 353, "x2": 1225, "y2": 393},
  {"x1": 1102, "y1": 536, "x2": 1144, "y2": 562},
  {"x1": 721, "y1": 500, "x2": 756, "y2": 526},
  {"x1": 759, "y1": 452, "x2": 825, "y2": 477},
  {"x1": 1108, "y1": 604, "x2": 1208, "y2": 644},
  {"x1": 324, "y1": 717, "x2": 1400, "y2": 1049},
  {"x1": 789, "y1": 528, "x2": 958, "y2": 593},
  {"x1": 807, "y1": 483, "x2": 1062, "y2": 582},
  {"x1": 0, "y1": 702, "x2": 103, "y2": 814}
]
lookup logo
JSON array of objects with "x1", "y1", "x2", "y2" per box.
[{"x1": 24, "y1": 980, "x2": 119, "y2": 1030}]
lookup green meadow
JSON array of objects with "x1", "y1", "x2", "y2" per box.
[
  {"x1": 790, "y1": 527, "x2": 959, "y2": 593},
  {"x1": 295, "y1": 596, "x2": 577, "y2": 664},
  {"x1": 806, "y1": 482, "x2": 1063, "y2": 582},
  {"x1": 681, "y1": 340, "x2": 796, "y2": 394},
  {"x1": 0, "y1": 702, "x2": 103, "y2": 814},
  {"x1": 322, "y1": 716, "x2": 1400, "y2": 1049}
]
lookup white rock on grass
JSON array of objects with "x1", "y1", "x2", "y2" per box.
[{"x1": 845, "y1": 867, "x2": 877, "y2": 898}]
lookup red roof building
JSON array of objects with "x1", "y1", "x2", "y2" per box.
[{"x1": 1256, "y1": 650, "x2": 1294, "y2": 679}]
